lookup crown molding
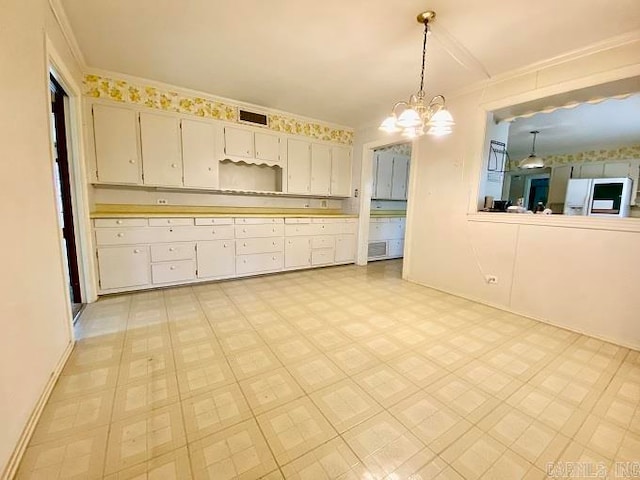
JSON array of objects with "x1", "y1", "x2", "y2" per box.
[{"x1": 48, "y1": 0, "x2": 86, "y2": 68}]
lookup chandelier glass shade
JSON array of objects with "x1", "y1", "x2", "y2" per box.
[
  {"x1": 519, "y1": 130, "x2": 545, "y2": 169},
  {"x1": 379, "y1": 11, "x2": 454, "y2": 138}
]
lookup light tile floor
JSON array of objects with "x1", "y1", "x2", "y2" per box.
[{"x1": 16, "y1": 260, "x2": 640, "y2": 479}]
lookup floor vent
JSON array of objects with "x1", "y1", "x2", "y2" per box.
[{"x1": 368, "y1": 241, "x2": 387, "y2": 257}]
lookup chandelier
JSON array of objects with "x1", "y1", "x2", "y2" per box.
[
  {"x1": 518, "y1": 130, "x2": 545, "y2": 169},
  {"x1": 379, "y1": 11, "x2": 454, "y2": 138}
]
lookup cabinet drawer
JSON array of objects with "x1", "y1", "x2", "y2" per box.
[
  {"x1": 235, "y1": 224, "x2": 284, "y2": 238},
  {"x1": 311, "y1": 218, "x2": 342, "y2": 224},
  {"x1": 311, "y1": 236, "x2": 335, "y2": 249},
  {"x1": 148, "y1": 218, "x2": 194, "y2": 227},
  {"x1": 311, "y1": 249, "x2": 335, "y2": 266},
  {"x1": 342, "y1": 221, "x2": 357, "y2": 234},
  {"x1": 150, "y1": 242, "x2": 195, "y2": 262},
  {"x1": 236, "y1": 252, "x2": 284, "y2": 275},
  {"x1": 285, "y1": 224, "x2": 316, "y2": 236},
  {"x1": 236, "y1": 237, "x2": 284, "y2": 255},
  {"x1": 94, "y1": 218, "x2": 148, "y2": 228},
  {"x1": 284, "y1": 218, "x2": 311, "y2": 224},
  {"x1": 95, "y1": 228, "x2": 152, "y2": 246},
  {"x1": 235, "y1": 217, "x2": 284, "y2": 225},
  {"x1": 194, "y1": 218, "x2": 234, "y2": 226},
  {"x1": 154, "y1": 225, "x2": 235, "y2": 242},
  {"x1": 151, "y1": 259, "x2": 195, "y2": 284}
]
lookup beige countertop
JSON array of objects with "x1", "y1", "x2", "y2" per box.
[
  {"x1": 91, "y1": 204, "x2": 358, "y2": 219},
  {"x1": 370, "y1": 210, "x2": 407, "y2": 217}
]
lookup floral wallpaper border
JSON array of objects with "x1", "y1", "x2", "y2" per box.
[
  {"x1": 83, "y1": 74, "x2": 354, "y2": 145},
  {"x1": 375, "y1": 143, "x2": 412, "y2": 156},
  {"x1": 508, "y1": 144, "x2": 640, "y2": 170}
]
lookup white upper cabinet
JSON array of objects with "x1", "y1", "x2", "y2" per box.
[
  {"x1": 224, "y1": 126, "x2": 254, "y2": 159},
  {"x1": 254, "y1": 131, "x2": 280, "y2": 163},
  {"x1": 374, "y1": 152, "x2": 394, "y2": 199},
  {"x1": 331, "y1": 146, "x2": 351, "y2": 197},
  {"x1": 575, "y1": 163, "x2": 605, "y2": 178},
  {"x1": 287, "y1": 138, "x2": 311, "y2": 194},
  {"x1": 223, "y1": 126, "x2": 281, "y2": 164},
  {"x1": 93, "y1": 104, "x2": 141, "y2": 184},
  {"x1": 310, "y1": 144, "x2": 332, "y2": 195},
  {"x1": 391, "y1": 155, "x2": 409, "y2": 200},
  {"x1": 140, "y1": 113, "x2": 183, "y2": 187},
  {"x1": 182, "y1": 119, "x2": 218, "y2": 189}
]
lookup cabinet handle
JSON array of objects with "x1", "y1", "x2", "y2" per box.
[
  {"x1": 169, "y1": 247, "x2": 175, "y2": 252},
  {"x1": 211, "y1": 229, "x2": 215, "y2": 234},
  {"x1": 170, "y1": 266, "x2": 176, "y2": 270},
  {"x1": 117, "y1": 233, "x2": 124, "y2": 237},
  {"x1": 246, "y1": 150, "x2": 251, "y2": 155},
  {"x1": 223, "y1": 243, "x2": 228, "y2": 248},
  {"x1": 272, "y1": 241, "x2": 276, "y2": 246},
  {"x1": 116, "y1": 220, "x2": 123, "y2": 224},
  {"x1": 171, "y1": 163, "x2": 178, "y2": 168},
  {"x1": 208, "y1": 167, "x2": 213, "y2": 171},
  {"x1": 243, "y1": 259, "x2": 247, "y2": 263},
  {"x1": 167, "y1": 219, "x2": 172, "y2": 224},
  {"x1": 272, "y1": 228, "x2": 276, "y2": 232},
  {"x1": 243, "y1": 242, "x2": 247, "y2": 247},
  {"x1": 133, "y1": 249, "x2": 140, "y2": 253},
  {"x1": 272, "y1": 256, "x2": 276, "y2": 260},
  {"x1": 129, "y1": 159, "x2": 136, "y2": 164},
  {"x1": 242, "y1": 228, "x2": 246, "y2": 233},
  {"x1": 256, "y1": 151, "x2": 260, "y2": 156}
]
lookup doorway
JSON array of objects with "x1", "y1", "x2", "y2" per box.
[
  {"x1": 50, "y1": 75, "x2": 83, "y2": 320},
  {"x1": 524, "y1": 174, "x2": 550, "y2": 210}
]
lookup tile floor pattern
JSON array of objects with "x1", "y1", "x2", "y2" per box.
[{"x1": 15, "y1": 260, "x2": 640, "y2": 479}]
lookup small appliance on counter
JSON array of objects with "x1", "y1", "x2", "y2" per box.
[
  {"x1": 491, "y1": 200, "x2": 511, "y2": 212},
  {"x1": 564, "y1": 177, "x2": 633, "y2": 217}
]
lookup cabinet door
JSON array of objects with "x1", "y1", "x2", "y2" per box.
[
  {"x1": 331, "y1": 146, "x2": 352, "y2": 197},
  {"x1": 371, "y1": 154, "x2": 379, "y2": 198},
  {"x1": 335, "y1": 234, "x2": 355, "y2": 263},
  {"x1": 182, "y1": 119, "x2": 218, "y2": 188},
  {"x1": 93, "y1": 104, "x2": 141, "y2": 184},
  {"x1": 310, "y1": 144, "x2": 332, "y2": 195},
  {"x1": 197, "y1": 240, "x2": 235, "y2": 279},
  {"x1": 285, "y1": 236, "x2": 311, "y2": 268},
  {"x1": 255, "y1": 131, "x2": 280, "y2": 163},
  {"x1": 603, "y1": 162, "x2": 630, "y2": 178},
  {"x1": 140, "y1": 113, "x2": 182, "y2": 186},
  {"x1": 548, "y1": 165, "x2": 571, "y2": 209},
  {"x1": 98, "y1": 246, "x2": 150, "y2": 290},
  {"x1": 374, "y1": 152, "x2": 393, "y2": 199},
  {"x1": 391, "y1": 155, "x2": 409, "y2": 200},
  {"x1": 287, "y1": 139, "x2": 311, "y2": 194},
  {"x1": 576, "y1": 163, "x2": 604, "y2": 178},
  {"x1": 224, "y1": 126, "x2": 254, "y2": 159},
  {"x1": 388, "y1": 239, "x2": 405, "y2": 258}
]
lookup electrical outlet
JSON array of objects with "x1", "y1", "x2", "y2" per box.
[
  {"x1": 303, "y1": 203, "x2": 310, "y2": 208},
  {"x1": 157, "y1": 199, "x2": 168, "y2": 205},
  {"x1": 485, "y1": 275, "x2": 498, "y2": 285},
  {"x1": 321, "y1": 200, "x2": 327, "y2": 208}
]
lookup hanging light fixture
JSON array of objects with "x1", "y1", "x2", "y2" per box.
[
  {"x1": 379, "y1": 11, "x2": 454, "y2": 138},
  {"x1": 519, "y1": 130, "x2": 545, "y2": 169}
]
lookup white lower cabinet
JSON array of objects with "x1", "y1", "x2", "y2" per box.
[
  {"x1": 236, "y1": 252, "x2": 284, "y2": 275},
  {"x1": 97, "y1": 246, "x2": 150, "y2": 290},
  {"x1": 368, "y1": 216, "x2": 406, "y2": 261},
  {"x1": 94, "y1": 216, "x2": 357, "y2": 293},
  {"x1": 285, "y1": 237, "x2": 311, "y2": 269},
  {"x1": 335, "y1": 234, "x2": 356, "y2": 263},
  {"x1": 197, "y1": 240, "x2": 235, "y2": 279},
  {"x1": 152, "y1": 260, "x2": 195, "y2": 284}
]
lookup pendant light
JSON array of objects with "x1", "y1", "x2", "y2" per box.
[
  {"x1": 519, "y1": 130, "x2": 545, "y2": 169},
  {"x1": 379, "y1": 11, "x2": 454, "y2": 138}
]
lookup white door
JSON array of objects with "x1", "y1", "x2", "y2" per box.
[
  {"x1": 310, "y1": 144, "x2": 332, "y2": 195},
  {"x1": 331, "y1": 146, "x2": 352, "y2": 197},
  {"x1": 98, "y1": 246, "x2": 149, "y2": 290},
  {"x1": 287, "y1": 138, "x2": 311, "y2": 194},
  {"x1": 197, "y1": 240, "x2": 235, "y2": 278},
  {"x1": 335, "y1": 234, "x2": 355, "y2": 262},
  {"x1": 93, "y1": 104, "x2": 141, "y2": 184},
  {"x1": 255, "y1": 131, "x2": 280, "y2": 163},
  {"x1": 182, "y1": 119, "x2": 218, "y2": 189},
  {"x1": 391, "y1": 155, "x2": 409, "y2": 200},
  {"x1": 374, "y1": 152, "x2": 393, "y2": 199},
  {"x1": 285, "y1": 237, "x2": 311, "y2": 268},
  {"x1": 224, "y1": 126, "x2": 254, "y2": 159},
  {"x1": 140, "y1": 113, "x2": 182, "y2": 186}
]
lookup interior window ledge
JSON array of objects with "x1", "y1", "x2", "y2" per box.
[{"x1": 467, "y1": 212, "x2": 640, "y2": 233}]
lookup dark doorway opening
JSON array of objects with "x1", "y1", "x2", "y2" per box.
[
  {"x1": 528, "y1": 177, "x2": 550, "y2": 210},
  {"x1": 50, "y1": 75, "x2": 83, "y2": 321}
]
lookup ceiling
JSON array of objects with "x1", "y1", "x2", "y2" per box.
[
  {"x1": 60, "y1": 0, "x2": 640, "y2": 128},
  {"x1": 507, "y1": 94, "x2": 640, "y2": 159}
]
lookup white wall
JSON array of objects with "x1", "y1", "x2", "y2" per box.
[
  {"x1": 354, "y1": 38, "x2": 640, "y2": 349},
  {"x1": 0, "y1": 0, "x2": 82, "y2": 474}
]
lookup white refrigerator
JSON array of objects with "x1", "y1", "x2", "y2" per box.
[{"x1": 563, "y1": 177, "x2": 633, "y2": 217}]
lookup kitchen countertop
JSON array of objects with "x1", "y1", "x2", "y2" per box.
[
  {"x1": 91, "y1": 204, "x2": 358, "y2": 219},
  {"x1": 370, "y1": 210, "x2": 406, "y2": 217}
]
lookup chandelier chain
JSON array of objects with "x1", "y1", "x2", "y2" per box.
[{"x1": 419, "y1": 22, "x2": 429, "y2": 95}]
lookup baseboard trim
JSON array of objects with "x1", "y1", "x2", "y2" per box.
[
  {"x1": 1, "y1": 340, "x2": 75, "y2": 480},
  {"x1": 405, "y1": 277, "x2": 640, "y2": 352}
]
